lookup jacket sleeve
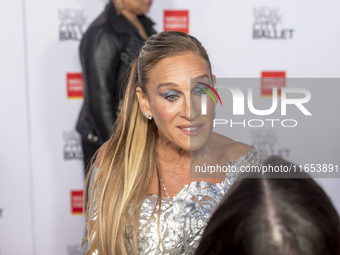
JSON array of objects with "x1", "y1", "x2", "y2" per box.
[{"x1": 80, "y1": 27, "x2": 121, "y2": 142}]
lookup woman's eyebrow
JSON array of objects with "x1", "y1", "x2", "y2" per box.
[
  {"x1": 157, "y1": 82, "x2": 179, "y2": 90},
  {"x1": 194, "y1": 74, "x2": 210, "y2": 79},
  {"x1": 190, "y1": 75, "x2": 211, "y2": 85},
  {"x1": 157, "y1": 75, "x2": 210, "y2": 90}
]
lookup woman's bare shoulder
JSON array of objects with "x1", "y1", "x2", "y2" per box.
[{"x1": 210, "y1": 132, "x2": 252, "y2": 161}]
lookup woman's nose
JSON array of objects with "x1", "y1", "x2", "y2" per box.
[{"x1": 181, "y1": 94, "x2": 200, "y2": 121}]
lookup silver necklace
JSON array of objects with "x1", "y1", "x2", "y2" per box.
[{"x1": 160, "y1": 145, "x2": 208, "y2": 200}]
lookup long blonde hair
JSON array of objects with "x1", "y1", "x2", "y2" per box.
[{"x1": 83, "y1": 31, "x2": 212, "y2": 255}]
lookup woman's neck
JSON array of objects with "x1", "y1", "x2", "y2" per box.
[
  {"x1": 156, "y1": 139, "x2": 205, "y2": 178},
  {"x1": 121, "y1": 9, "x2": 149, "y2": 40},
  {"x1": 121, "y1": 9, "x2": 138, "y2": 25}
]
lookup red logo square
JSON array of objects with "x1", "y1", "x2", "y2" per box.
[
  {"x1": 71, "y1": 190, "x2": 83, "y2": 215},
  {"x1": 164, "y1": 10, "x2": 189, "y2": 34},
  {"x1": 67, "y1": 73, "x2": 83, "y2": 99},
  {"x1": 261, "y1": 71, "x2": 286, "y2": 97}
]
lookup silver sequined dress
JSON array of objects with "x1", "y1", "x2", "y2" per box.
[{"x1": 82, "y1": 146, "x2": 261, "y2": 255}]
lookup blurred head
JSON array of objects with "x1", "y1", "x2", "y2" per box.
[
  {"x1": 136, "y1": 31, "x2": 216, "y2": 151},
  {"x1": 113, "y1": 0, "x2": 152, "y2": 16},
  {"x1": 195, "y1": 157, "x2": 340, "y2": 255}
]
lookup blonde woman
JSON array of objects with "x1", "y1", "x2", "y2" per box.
[{"x1": 81, "y1": 31, "x2": 261, "y2": 255}]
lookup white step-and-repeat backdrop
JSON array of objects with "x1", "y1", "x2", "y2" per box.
[{"x1": 1, "y1": 0, "x2": 339, "y2": 254}]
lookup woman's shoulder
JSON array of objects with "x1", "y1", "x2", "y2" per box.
[
  {"x1": 211, "y1": 132, "x2": 250, "y2": 155},
  {"x1": 210, "y1": 132, "x2": 261, "y2": 165},
  {"x1": 80, "y1": 17, "x2": 120, "y2": 55},
  {"x1": 83, "y1": 7, "x2": 115, "y2": 38}
]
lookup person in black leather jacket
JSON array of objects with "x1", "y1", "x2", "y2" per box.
[{"x1": 76, "y1": 0, "x2": 156, "y2": 176}]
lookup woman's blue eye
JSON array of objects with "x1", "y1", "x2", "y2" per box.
[
  {"x1": 163, "y1": 91, "x2": 179, "y2": 102},
  {"x1": 194, "y1": 87, "x2": 207, "y2": 95},
  {"x1": 166, "y1": 95, "x2": 178, "y2": 101}
]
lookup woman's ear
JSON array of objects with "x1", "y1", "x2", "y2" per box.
[
  {"x1": 136, "y1": 87, "x2": 152, "y2": 117},
  {"x1": 211, "y1": 75, "x2": 220, "y2": 105},
  {"x1": 212, "y1": 74, "x2": 217, "y2": 87}
]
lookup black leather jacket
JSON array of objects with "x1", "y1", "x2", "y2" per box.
[{"x1": 76, "y1": 2, "x2": 156, "y2": 144}]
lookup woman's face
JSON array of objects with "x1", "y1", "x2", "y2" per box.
[
  {"x1": 120, "y1": 0, "x2": 152, "y2": 15},
  {"x1": 136, "y1": 52, "x2": 216, "y2": 151}
]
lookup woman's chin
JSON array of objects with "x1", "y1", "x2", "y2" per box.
[{"x1": 182, "y1": 139, "x2": 207, "y2": 152}]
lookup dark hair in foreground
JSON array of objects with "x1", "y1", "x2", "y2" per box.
[{"x1": 195, "y1": 157, "x2": 340, "y2": 255}]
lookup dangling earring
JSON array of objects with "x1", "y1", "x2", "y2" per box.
[{"x1": 144, "y1": 112, "x2": 152, "y2": 120}]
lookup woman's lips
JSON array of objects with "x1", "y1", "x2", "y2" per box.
[{"x1": 177, "y1": 124, "x2": 204, "y2": 136}]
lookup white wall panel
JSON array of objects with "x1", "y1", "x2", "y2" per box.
[
  {"x1": 24, "y1": 1, "x2": 106, "y2": 254},
  {"x1": 0, "y1": 0, "x2": 34, "y2": 254}
]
